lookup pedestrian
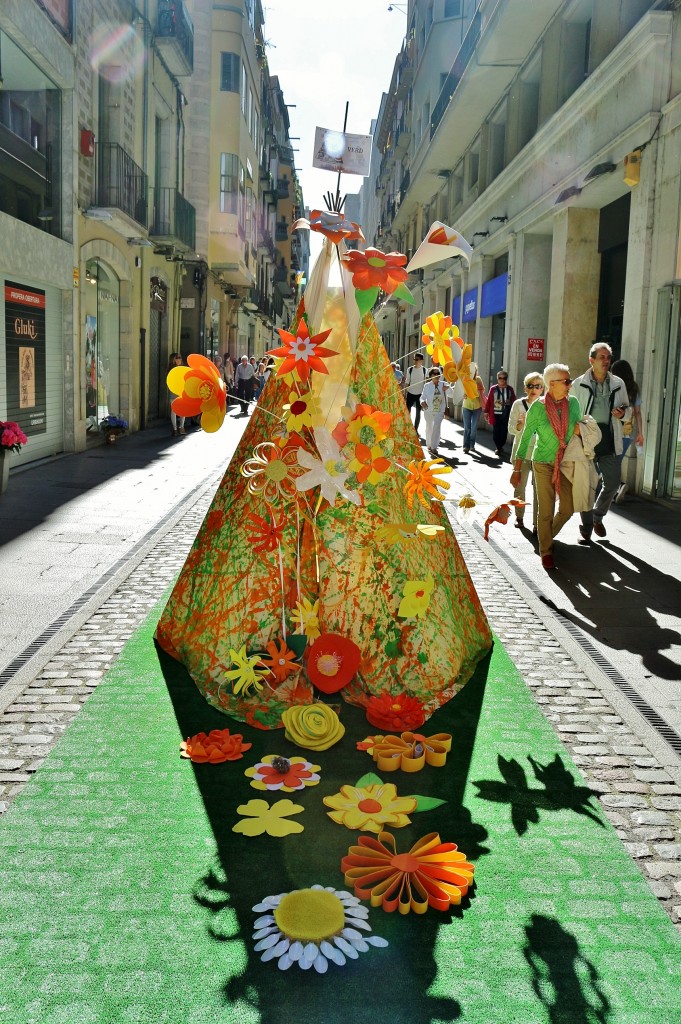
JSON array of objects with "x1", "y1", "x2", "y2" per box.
[
  {"x1": 508, "y1": 371, "x2": 544, "y2": 529},
  {"x1": 404, "y1": 352, "x2": 426, "y2": 433},
  {"x1": 167, "y1": 352, "x2": 186, "y2": 437},
  {"x1": 235, "y1": 354, "x2": 256, "y2": 415},
  {"x1": 254, "y1": 360, "x2": 267, "y2": 400},
  {"x1": 391, "y1": 361, "x2": 404, "y2": 385},
  {"x1": 511, "y1": 364, "x2": 582, "y2": 570},
  {"x1": 611, "y1": 358, "x2": 644, "y2": 503},
  {"x1": 461, "y1": 361, "x2": 486, "y2": 454},
  {"x1": 485, "y1": 369, "x2": 516, "y2": 456},
  {"x1": 420, "y1": 367, "x2": 449, "y2": 456},
  {"x1": 570, "y1": 342, "x2": 628, "y2": 540}
]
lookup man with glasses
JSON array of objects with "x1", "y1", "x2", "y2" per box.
[
  {"x1": 571, "y1": 342, "x2": 628, "y2": 540},
  {"x1": 484, "y1": 369, "x2": 516, "y2": 456}
]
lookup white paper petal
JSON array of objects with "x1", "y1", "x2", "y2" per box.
[
  {"x1": 254, "y1": 913, "x2": 276, "y2": 928},
  {"x1": 302, "y1": 942, "x2": 319, "y2": 967},
  {"x1": 277, "y1": 952, "x2": 293, "y2": 971},
  {"x1": 351, "y1": 937, "x2": 370, "y2": 953},
  {"x1": 366, "y1": 935, "x2": 389, "y2": 948},
  {"x1": 254, "y1": 933, "x2": 284, "y2": 952},
  {"x1": 345, "y1": 916, "x2": 371, "y2": 930},
  {"x1": 261, "y1": 938, "x2": 290, "y2": 962},
  {"x1": 344, "y1": 906, "x2": 370, "y2": 920},
  {"x1": 334, "y1": 936, "x2": 359, "y2": 959},
  {"x1": 288, "y1": 940, "x2": 303, "y2": 962},
  {"x1": 341, "y1": 926, "x2": 364, "y2": 941},
  {"x1": 253, "y1": 925, "x2": 280, "y2": 941},
  {"x1": 299, "y1": 956, "x2": 313, "y2": 970},
  {"x1": 313, "y1": 952, "x2": 329, "y2": 974},
  {"x1": 321, "y1": 940, "x2": 346, "y2": 966}
]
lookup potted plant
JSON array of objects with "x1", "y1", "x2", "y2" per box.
[
  {"x1": 0, "y1": 420, "x2": 28, "y2": 493},
  {"x1": 100, "y1": 415, "x2": 128, "y2": 445}
]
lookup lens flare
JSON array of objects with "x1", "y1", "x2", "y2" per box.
[{"x1": 89, "y1": 24, "x2": 145, "y2": 84}]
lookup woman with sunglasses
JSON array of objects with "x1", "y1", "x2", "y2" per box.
[
  {"x1": 508, "y1": 372, "x2": 545, "y2": 529},
  {"x1": 510, "y1": 364, "x2": 581, "y2": 570}
]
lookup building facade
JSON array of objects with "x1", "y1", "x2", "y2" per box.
[{"x1": 366, "y1": 0, "x2": 681, "y2": 502}]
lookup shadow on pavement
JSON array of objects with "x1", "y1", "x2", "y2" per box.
[{"x1": 524, "y1": 915, "x2": 611, "y2": 1024}]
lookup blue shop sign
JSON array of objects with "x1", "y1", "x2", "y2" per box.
[
  {"x1": 462, "y1": 287, "x2": 478, "y2": 322},
  {"x1": 480, "y1": 272, "x2": 507, "y2": 317},
  {"x1": 452, "y1": 295, "x2": 461, "y2": 326}
]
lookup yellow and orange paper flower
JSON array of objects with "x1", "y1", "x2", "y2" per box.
[
  {"x1": 341, "y1": 830, "x2": 474, "y2": 913},
  {"x1": 167, "y1": 353, "x2": 227, "y2": 432},
  {"x1": 397, "y1": 573, "x2": 434, "y2": 619},
  {"x1": 245, "y1": 754, "x2": 321, "y2": 792},
  {"x1": 180, "y1": 728, "x2": 252, "y2": 764},
  {"x1": 241, "y1": 442, "x2": 303, "y2": 505},
  {"x1": 365, "y1": 693, "x2": 426, "y2": 731},
  {"x1": 369, "y1": 731, "x2": 452, "y2": 773},
  {"x1": 347, "y1": 443, "x2": 392, "y2": 486},
  {"x1": 332, "y1": 403, "x2": 392, "y2": 449},
  {"x1": 284, "y1": 390, "x2": 321, "y2": 433},
  {"x1": 259, "y1": 638, "x2": 300, "y2": 684},
  {"x1": 421, "y1": 311, "x2": 460, "y2": 367},
  {"x1": 403, "y1": 458, "x2": 451, "y2": 508},
  {"x1": 270, "y1": 319, "x2": 337, "y2": 383},
  {"x1": 342, "y1": 248, "x2": 409, "y2": 294},
  {"x1": 294, "y1": 209, "x2": 365, "y2": 245},
  {"x1": 323, "y1": 782, "x2": 416, "y2": 833}
]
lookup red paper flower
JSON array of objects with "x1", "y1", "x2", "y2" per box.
[
  {"x1": 342, "y1": 248, "x2": 408, "y2": 294},
  {"x1": 365, "y1": 693, "x2": 426, "y2": 731},
  {"x1": 246, "y1": 511, "x2": 284, "y2": 553},
  {"x1": 180, "y1": 728, "x2": 252, "y2": 764},
  {"x1": 269, "y1": 319, "x2": 337, "y2": 383},
  {"x1": 259, "y1": 638, "x2": 300, "y2": 684},
  {"x1": 307, "y1": 633, "x2": 361, "y2": 693}
]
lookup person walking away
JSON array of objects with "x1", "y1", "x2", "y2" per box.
[
  {"x1": 405, "y1": 352, "x2": 426, "y2": 433},
  {"x1": 570, "y1": 342, "x2": 628, "y2": 540},
  {"x1": 508, "y1": 372, "x2": 544, "y2": 529},
  {"x1": 392, "y1": 361, "x2": 404, "y2": 385},
  {"x1": 235, "y1": 355, "x2": 256, "y2": 415},
  {"x1": 511, "y1": 364, "x2": 581, "y2": 570},
  {"x1": 611, "y1": 358, "x2": 644, "y2": 503},
  {"x1": 485, "y1": 370, "x2": 516, "y2": 456},
  {"x1": 462, "y1": 361, "x2": 486, "y2": 454},
  {"x1": 420, "y1": 368, "x2": 449, "y2": 456},
  {"x1": 168, "y1": 352, "x2": 186, "y2": 437}
]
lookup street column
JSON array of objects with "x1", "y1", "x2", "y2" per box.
[{"x1": 547, "y1": 207, "x2": 600, "y2": 371}]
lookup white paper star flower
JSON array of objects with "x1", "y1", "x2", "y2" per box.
[
  {"x1": 252, "y1": 885, "x2": 388, "y2": 973},
  {"x1": 296, "y1": 428, "x2": 361, "y2": 506}
]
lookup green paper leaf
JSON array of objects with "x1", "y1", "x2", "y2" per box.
[
  {"x1": 410, "y1": 795, "x2": 447, "y2": 812},
  {"x1": 287, "y1": 634, "x2": 307, "y2": 658},
  {"x1": 355, "y1": 286, "x2": 379, "y2": 317},
  {"x1": 355, "y1": 772, "x2": 384, "y2": 788},
  {"x1": 392, "y1": 283, "x2": 416, "y2": 305}
]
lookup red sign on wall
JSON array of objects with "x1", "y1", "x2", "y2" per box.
[{"x1": 527, "y1": 337, "x2": 545, "y2": 361}]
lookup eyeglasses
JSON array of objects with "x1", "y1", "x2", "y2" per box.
[
  {"x1": 527, "y1": 384, "x2": 543, "y2": 390},
  {"x1": 497, "y1": 376, "x2": 508, "y2": 381},
  {"x1": 549, "y1": 378, "x2": 572, "y2": 386}
]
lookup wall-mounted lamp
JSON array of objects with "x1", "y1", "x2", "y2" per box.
[
  {"x1": 554, "y1": 185, "x2": 582, "y2": 205},
  {"x1": 584, "y1": 161, "x2": 616, "y2": 182}
]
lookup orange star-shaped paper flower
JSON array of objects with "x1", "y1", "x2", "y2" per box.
[
  {"x1": 342, "y1": 248, "x2": 408, "y2": 294},
  {"x1": 269, "y1": 319, "x2": 337, "y2": 383},
  {"x1": 259, "y1": 638, "x2": 300, "y2": 684},
  {"x1": 245, "y1": 511, "x2": 284, "y2": 553},
  {"x1": 167, "y1": 353, "x2": 227, "y2": 432},
  {"x1": 403, "y1": 458, "x2": 451, "y2": 508},
  {"x1": 294, "y1": 209, "x2": 365, "y2": 246}
]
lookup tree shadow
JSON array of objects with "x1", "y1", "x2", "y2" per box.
[
  {"x1": 159, "y1": 643, "x2": 493, "y2": 1024},
  {"x1": 472, "y1": 753, "x2": 604, "y2": 836},
  {"x1": 524, "y1": 915, "x2": 611, "y2": 1023},
  {"x1": 547, "y1": 541, "x2": 681, "y2": 681}
]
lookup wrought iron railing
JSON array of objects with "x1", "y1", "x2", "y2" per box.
[
  {"x1": 157, "y1": 0, "x2": 194, "y2": 74},
  {"x1": 150, "y1": 187, "x2": 196, "y2": 249},
  {"x1": 96, "y1": 143, "x2": 148, "y2": 227}
]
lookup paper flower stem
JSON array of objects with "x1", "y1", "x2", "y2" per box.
[{"x1": 278, "y1": 545, "x2": 286, "y2": 640}]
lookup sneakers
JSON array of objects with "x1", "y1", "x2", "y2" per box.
[
  {"x1": 463, "y1": 447, "x2": 469, "y2": 454},
  {"x1": 579, "y1": 525, "x2": 592, "y2": 542},
  {"x1": 615, "y1": 482, "x2": 628, "y2": 504},
  {"x1": 541, "y1": 554, "x2": 555, "y2": 570},
  {"x1": 593, "y1": 520, "x2": 607, "y2": 538}
]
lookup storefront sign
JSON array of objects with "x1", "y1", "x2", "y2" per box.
[
  {"x1": 527, "y1": 337, "x2": 545, "y2": 361},
  {"x1": 480, "y1": 273, "x2": 508, "y2": 317},
  {"x1": 452, "y1": 295, "x2": 461, "y2": 326},
  {"x1": 462, "y1": 287, "x2": 478, "y2": 323},
  {"x1": 313, "y1": 127, "x2": 372, "y2": 176},
  {"x1": 4, "y1": 281, "x2": 47, "y2": 435}
]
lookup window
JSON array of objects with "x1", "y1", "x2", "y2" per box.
[
  {"x1": 219, "y1": 153, "x2": 238, "y2": 213},
  {"x1": 241, "y1": 65, "x2": 247, "y2": 115},
  {"x1": 444, "y1": 0, "x2": 461, "y2": 17},
  {"x1": 238, "y1": 162, "x2": 245, "y2": 231},
  {"x1": 220, "y1": 53, "x2": 240, "y2": 92},
  {"x1": 248, "y1": 88, "x2": 253, "y2": 133},
  {"x1": 467, "y1": 141, "x2": 479, "y2": 191}
]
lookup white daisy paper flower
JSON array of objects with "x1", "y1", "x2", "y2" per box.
[
  {"x1": 296, "y1": 428, "x2": 361, "y2": 507},
  {"x1": 251, "y1": 884, "x2": 388, "y2": 973}
]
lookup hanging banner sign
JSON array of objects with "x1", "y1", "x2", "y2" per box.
[
  {"x1": 527, "y1": 337, "x2": 545, "y2": 361},
  {"x1": 313, "y1": 127, "x2": 372, "y2": 176},
  {"x1": 4, "y1": 281, "x2": 47, "y2": 435}
]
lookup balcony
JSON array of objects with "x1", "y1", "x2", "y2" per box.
[
  {"x1": 257, "y1": 227, "x2": 275, "y2": 260},
  {"x1": 431, "y1": 9, "x2": 482, "y2": 140},
  {"x1": 275, "y1": 220, "x2": 289, "y2": 242},
  {"x1": 273, "y1": 264, "x2": 292, "y2": 295},
  {"x1": 149, "y1": 187, "x2": 196, "y2": 250},
  {"x1": 95, "y1": 143, "x2": 148, "y2": 234},
  {"x1": 156, "y1": 0, "x2": 194, "y2": 76},
  {"x1": 0, "y1": 124, "x2": 58, "y2": 235},
  {"x1": 276, "y1": 177, "x2": 290, "y2": 199}
]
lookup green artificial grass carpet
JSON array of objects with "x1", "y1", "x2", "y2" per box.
[{"x1": 0, "y1": 608, "x2": 679, "y2": 1024}]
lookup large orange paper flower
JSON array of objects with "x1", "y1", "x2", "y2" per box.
[
  {"x1": 342, "y1": 248, "x2": 408, "y2": 294},
  {"x1": 167, "y1": 353, "x2": 227, "y2": 432},
  {"x1": 259, "y1": 638, "x2": 300, "y2": 684},
  {"x1": 422, "y1": 311, "x2": 460, "y2": 367},
  {"x1": 270, "y1": 319, "x2": 337, "y2": 383},
  {"x1": 341, "y1": 830, "x2": 474, "y2": 914},
  {"x1": 293, "y1": 209, "x2": 365, "y2": 245},
  {"x1": 180, "y1": 728, "x2": 252, "y2": 764},
  {"x1": 332, "y1": 403, "x2": 392, "y2": 449},
  {"x1": 241, "y1": 442, "x2": 303, "y2": 505},
  {"x1": 365, "y1": 693, "x2": 426, "y2": 731},
  {"x1": 403, "y1": 458, "x2": 451, "y2": 508}
]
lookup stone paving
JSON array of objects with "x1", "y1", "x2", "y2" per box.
[{"x1": 0, "y1": 486, "x2": 679, "y2": 932}]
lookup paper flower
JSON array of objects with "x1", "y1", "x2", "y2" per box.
[
  {"x1": 332, "y1": 403, "x2": 392, "y2": 449},
  {"x1": 484, "y1": 499, "x2": 527, "y2": 540},
  {"x1": 167, "y1": 353, "x2": 227, "y2": 432},
  {"x1": 406, "y1": 220, "x2": 473, "y2": 273},
  {"x1": 283, "y1": 390, "x2": 321, "y2": 433},
  {"x1": 245, "y1": 511, "x2": 284, "y2": 553},
  {"x1": 296, "y1": 429, "x2": 360, "y2": 506},
  {"x1": 455, "y1": 492, "x2": 478, "y2": 525},
  {"x1": 290, "y1": 596, "x2": 321, "y2": 641},
  {"x1": 293, "y1": 209, "x2": 365, "y2": 245},
  {"x1": 224, "y1": 645, "x2": 271, "y2": 696},
  {"x1": 365, "y1": 693, "x2": 426, "y2": 731},
  {"x1": 403, "y1": 458, "x2": 451, "y2": 508},
  {"x1": 180, "y1": 728, "x2": 252, "y2": 764},
  {"x1": 397, "y1": 573, "x2": 434, "y2": 619},
  {"x1": 233, "y1": 798, "x2": 304, "y2": 837},
  {"x1": 422, "y1": 311, "x2": 459, "y2": 367},
  {"x1": 375, "y1": 522, "x2": 445, "y2": 545},
  {"x1": 282, "y1": 703, "x2": 345, "y2": 751},
  {"x1": 342, "y1": 248, "x2": 409, "y2": 295},
  {"x1": 341, "y1": 831, "x2": 474, "y2": 914},
  {"x1": 259, "y1": 638, "x2": 300, "y2": 684},
  {"x1": 347, "y1": 443, "x2": 392, "y2": 486},
  {"x1": 306, "y1": 634, "x2": 361, "y2": 693},
  {"x1": 251, "y1": 885, "x2": 388, "y2": 972},
  {"x1": 323, "y1": 782, "x2": 416, "y2": 833},
  {"x1": 245, "y1": 754, "x2": 321, "y2": 792},
  {"x1": 370, "y1": 731, "x2": 452, "y2": 773},
  {"x1": 241, "y1": 442, "x2": 303, "y2": 505},
  {"x1": 269, "y1": 319, "x2": 337, "y2": 383},
  {"x1": 443, "y1": 342, "x2": 477, "y2": 400}
]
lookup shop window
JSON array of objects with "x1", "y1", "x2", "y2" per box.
[{"x1": 84, "y1": 260, "x2": 120, "y2": 433}]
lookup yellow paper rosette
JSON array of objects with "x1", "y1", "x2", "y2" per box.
[{"x1": 281, "y1": 703, "x2": 345, "y2": 751}]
